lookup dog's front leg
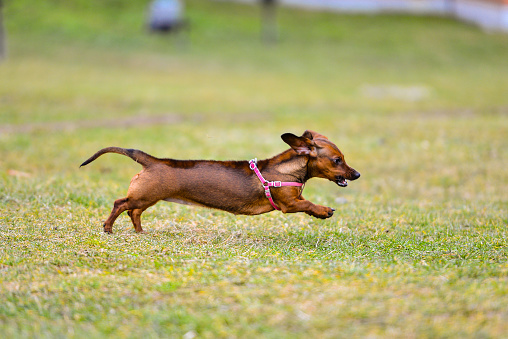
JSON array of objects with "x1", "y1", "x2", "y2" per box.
[{"x1": 278, "y1": 197, "x2": 334, "y2": 219}]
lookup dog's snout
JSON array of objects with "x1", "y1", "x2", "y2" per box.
[{"x1": 351, "y1": 171, "x2": 360, "y2": 180}]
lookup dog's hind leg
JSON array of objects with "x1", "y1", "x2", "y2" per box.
[
  {"x1": 128, "y1": 208, "x2": 146, "y2": 233},
  {"x1": 103, "y1": 198, "x2": 130, "y2": 233}
]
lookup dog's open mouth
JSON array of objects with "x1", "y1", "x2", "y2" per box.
[{"x1": 336, "y1": 176, "x2": 348, "y2": 187}]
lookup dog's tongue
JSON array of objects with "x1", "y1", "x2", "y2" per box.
[{"x1": 337, "y1": 178, "x2": 348, "y2": 187}]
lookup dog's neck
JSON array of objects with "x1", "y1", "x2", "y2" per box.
[{"x1": 265, "y1": 149, "x2": 309, "y2": 183}]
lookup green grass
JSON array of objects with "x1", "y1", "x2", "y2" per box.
[{"x1": 1, "y1": 0, "x2": 508, "y2": 337}]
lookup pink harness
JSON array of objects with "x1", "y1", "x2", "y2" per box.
[{"x1": 249, "y1": 159, "x2": 304, "y2": 211}]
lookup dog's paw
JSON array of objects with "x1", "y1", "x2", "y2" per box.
[
  {"x1": 315, "y1": 206, "x2": 334, "y2": 219},
  {"x1": 103, "y1": 224, "x2": 113, "y2": 234}
]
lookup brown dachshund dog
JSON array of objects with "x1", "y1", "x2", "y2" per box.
[{"x1": 80, "y1": 130, "x2": 360, "y2": 233}]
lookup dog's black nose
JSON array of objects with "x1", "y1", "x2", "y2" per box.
[{"x1": 351, "y1": 171, "x2": 361, "y2": 180}]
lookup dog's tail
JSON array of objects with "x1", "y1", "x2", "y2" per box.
[{"x1": 80, "y1": 147, "x2": 159, "y2": 168}]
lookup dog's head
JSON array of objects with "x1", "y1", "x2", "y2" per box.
[{"x1": 281, "y1": 130, "x2": 360, "y2": 187}]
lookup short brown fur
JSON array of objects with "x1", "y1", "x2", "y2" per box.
[{"x1": 80, "y1": 130, "x2": 360, "y2": 233}]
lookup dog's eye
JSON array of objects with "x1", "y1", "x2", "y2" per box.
[{"x1": 334, "y1": 158, "x2": 343, "y2": 165}]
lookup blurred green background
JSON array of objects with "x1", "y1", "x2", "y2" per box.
[{"x1": 0, "y1": 0, "x2": 507, "y2": 337}]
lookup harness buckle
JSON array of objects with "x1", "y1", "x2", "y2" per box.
[
  {"x1": 249, "y1": 158, "x2": 257, "y2": 170},
  {"x1": 273, "y1": 181, "x2": 282, "y2": 187}
]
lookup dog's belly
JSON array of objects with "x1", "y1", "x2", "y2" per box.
[
  {"x1": 163, "y1": 197, "x2": 203, "y2": 207},
  {"x1": 163, "y1": 194, "x2": 271, "y2": 215}
]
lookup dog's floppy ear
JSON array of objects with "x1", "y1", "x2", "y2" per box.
[
  {"x1": 281, "y1": 133, "x2": 318, "y2": 157},
  {"x1": 302, "y1": 130, "x2": 328, "y2": 140}
]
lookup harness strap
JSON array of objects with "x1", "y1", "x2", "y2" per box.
[{"x1": 249, "y1": 159, "x2": 303, "y2": 211}]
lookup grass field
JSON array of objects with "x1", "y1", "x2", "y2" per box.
[{"x1": 1, "y1": 0, "x2": 508, "y2": 337}]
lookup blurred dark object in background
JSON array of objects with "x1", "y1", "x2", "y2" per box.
[
  {"x1": 148, "y1": 0, "x2": 186, "y2": 33},
  {"x1": 261, "y1": 0, "x2": 278, "y2": 43}
]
